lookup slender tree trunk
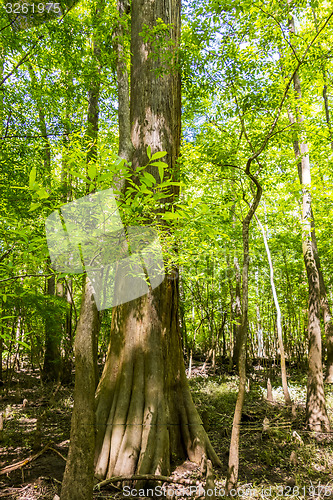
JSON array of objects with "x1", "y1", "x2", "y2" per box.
[
  {"x1": 60, "y1": 278, "x2": 99, "y2": 500},
  {"x1": 288, "y1": 110, "x2": 333, "y2": 384},
  {"x1": 61, "y1": 279, "x2": 74, "y2": 384},
  {"x1": 302, "y1": 180, "x2": 330, "y2": 430},
  {"x1": 60, "y1": 3, "x2": 104, "y2": 496},
  {"x1": 27, "y1": 63, "x2": 62, "y2": 382},
  {"x1": 226, "y1": 168, "x2": 262, "y2": 492},
  {"x1": 114, "y1": 0, "x2": 133, "y2": 165},
  {"x1": 232, "y1": 256, "x2": 242, "y2": 368},
  {"x1": 255, "y1": 213, "x2": 291, "y2": 405},
  {"x1": 60, "y1": 85, "x2": 74, "y2": 385},
  {"x1": 85, "y1": 29, "x2": 103, "y2": 384},
  {"x1": 94, "y1": 0, "x2": 221, "y2": 482},
  {"x1": 311, "y1": 8, "x2": 333, "y2": 381},
  {"x1": 288, "y1": 10, "x2": 331, "y2": 430},
  {"x1": 311, "y1": 227, "x2": 333, "y2": 383},
  {"x1": 43, "y1": 272, "x2": 62, "y2": 382}
]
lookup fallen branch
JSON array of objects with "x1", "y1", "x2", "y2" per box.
[
  {"x1": 94, "y1": 474, "x2": 200, "y2": 491},
  {"x1": 0, "y1": 442, "x2": 52, "y2": 475},
  {"x1": 49, "y1": 447, "x2": 67, "y2": 462},
  {"x1": 39, "y1": 475, "x2": 62, "y2": 485},
  {"x1": 0, "y1": 485, "x2": 29, "y2": 498}
]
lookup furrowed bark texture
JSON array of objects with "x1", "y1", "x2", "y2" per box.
[
  {"x1": 60, "y1": 278, "x2": 100, "y2": 500},
  {"x1": 311, "y1": 6, "x2": 333, "y2": 380},
  {"x1": 115, "y1": 0, "x2": 133, "y2": 163},
  {"x1": 95, "y1": 279, "x2": 220, "y2": 479},
  {"x1": 94, "y1": 0, "x2": 221, "y2": 481},
  {"x1": 61, "y1": 3, "x2": 104, "y2": 496},
  {"x1": 289, "y1": 109, "x2": 333, "y2": 384},
  {"x1": 311, "y1": 226, "x2": 333, "y2": 383},
  {"x1": 288, "y1": 9, "x2": 331, "y2": 431}
]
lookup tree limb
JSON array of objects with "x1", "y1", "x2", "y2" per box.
[{"x1": 94, "y1": 474, "x2": 200, "y2": 490}]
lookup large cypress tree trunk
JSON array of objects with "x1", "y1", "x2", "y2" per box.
[{"x1": 94, "y1": 0, "x2": 221, "y2": 480}]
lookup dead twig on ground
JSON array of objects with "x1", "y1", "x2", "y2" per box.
[{"x1": 0, "y1": 442, "x2": 52, "y2": 475}]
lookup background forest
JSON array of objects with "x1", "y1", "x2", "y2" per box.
[{"x1": 2, "y1": 0, "x2": 333, "y2": 498}]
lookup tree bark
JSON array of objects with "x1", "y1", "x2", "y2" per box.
[
  {"x1": 60, "y1": 278, "x2": 100, "y2": 500},
  {"x1": 226, "y1": 166, "x2": 262, "y2": 492},
  {"x1": 43, "y1": 272, "x2": 62, "y2": 382},
  {"x1": 255, "y1": 213, "x2": 291, "y2": 405},
  {"x1": 232, "y1": 256, "x2": 242, "y2": 369},
  {"x1": 310, "y1": 8, "x2": 333, "y2": 381},
  {"x1": 60, "y1": 81, "x2": 74, "y2": 385},
  {"x1": 114, "y1": 0, "x2": 133, "y2": 164},
  {"x1": 311, "y1": 226, "x2": 333, "y2": 383},
  {"x1": 288, "y1": 109, "x2": 333, "y2": 384},
  {"x1": 288, "y1": 10, "x2": 331, "y2": 431},
  {"x1": 27, "y1": 63, "x2": 62, "y2": 382},
  {"x1": 94, "y1": 0, "x2": 221, "y2": 482},
  {"x1": 60, "y1": 3, "x2": 104, "y2": 496}
]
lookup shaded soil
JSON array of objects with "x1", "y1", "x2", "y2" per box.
[{"x1": 1, "y1": 361, "x2": 333, "y2": 498}]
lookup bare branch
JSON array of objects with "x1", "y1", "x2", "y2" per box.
[{"x1": 0, "y1": 273, "x2": 53, "y2": 284}]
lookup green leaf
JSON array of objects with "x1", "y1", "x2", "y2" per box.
[
  {"x1": 162, "y1": 212, "x2": 180, "y2": 220},
  {"x1": 36, "y1": 188, "x2": 49, "y2": 199},
  {"x1": 29, "y1": 167, "x2": 37, "y2": 189},
  {"x1": 143, "y1": 172, "x2": 156, "y2": 185},
  {"x1": 151, "y1": 151, "x2": 167, "y2": 161},
  {"x1": 98, "y1": 171, "x2": 113, "y2": 182},
  {"x1": 150, "y1": 161, "x2": 168, "y2": 168},
  {"x1": 69, "y1": 170, "x2": 88, "y2": 181},
  {"x1": 158, "y1": 164, "x2": 164, "y2": 182},
  {"x1": 151, "y1": 161, "x2": 167, "y2": 181},
  {"x1": 114, "y1": 158, "x2": 126, "y2": 168},
  {"x1": 29, "y1": 202, "x2": 41, "y2": 211},
  {"x1": 147, "y1": 145, "x2": 152, "y2": 159},
  {"x1": 88, "y1": 165, "x2": 97, "y2": 180}
]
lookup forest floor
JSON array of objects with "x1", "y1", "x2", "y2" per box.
[{"x1": 0, "y1": 361, "x2": 333, "y2": 499}]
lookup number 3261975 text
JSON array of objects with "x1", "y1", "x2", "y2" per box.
[{"x1": 4, "y1": 3, "x2": 61, "y2": 14}]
